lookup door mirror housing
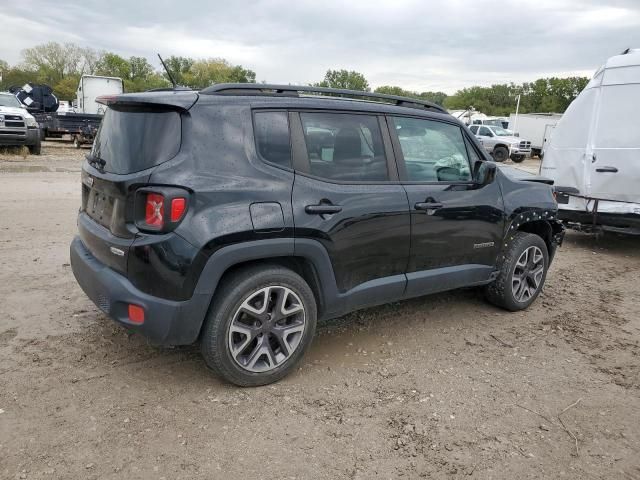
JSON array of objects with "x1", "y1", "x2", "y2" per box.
[{"x1": 474, "y1": 161, "x2": 497, "y2": 187}]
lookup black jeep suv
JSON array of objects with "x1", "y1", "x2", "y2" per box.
[{"x1": 70, "y1": 84, "x2": 564, "y2": 386}]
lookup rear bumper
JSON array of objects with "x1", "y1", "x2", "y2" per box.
[{"x1": 70, "y1": 236, "x2": 211, "y2": 345}]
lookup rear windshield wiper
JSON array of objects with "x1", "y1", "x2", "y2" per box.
[{"x1": 85, "y1": 153, "x2": 106, "y2": 171}]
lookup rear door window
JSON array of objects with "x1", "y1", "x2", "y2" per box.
[
  {"x1": 92, "y1": 108, "x2": 181, "y2": 174},
  {"x1": 299, "y1": 112, "x2": 388, "y2": 182},
  {"x1": 253, "y1": 111, "x2": 292, "y2": 168}
]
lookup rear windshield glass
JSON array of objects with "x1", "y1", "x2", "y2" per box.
[{"x1": 92, "y1": 108, "x2": 181, "y2": 174}]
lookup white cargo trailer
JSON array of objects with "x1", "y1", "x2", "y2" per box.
[
  {"x1": 76, "y1": 75, "x2": 124, "y2": 115},
  {"x1": 508, "y1": 113, "x2": 562, "y2": 157}
]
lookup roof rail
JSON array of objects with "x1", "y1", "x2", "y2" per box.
[{"x1": 200, "y1": 83, "x2": 448, "y2": 113}]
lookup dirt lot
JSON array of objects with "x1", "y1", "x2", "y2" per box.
[{"x1": 0, "y1": 142, "x2": 639, "y2": 480}]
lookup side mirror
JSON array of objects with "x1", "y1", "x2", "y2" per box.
[{"x1": 474, "y1": 161, "x2": 497, "y2": 187}]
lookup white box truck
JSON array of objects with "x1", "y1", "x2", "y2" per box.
[
  {"x1": 508, "y1": 113, "x2": 562, "y2": 157},
  {"x1": 76, "y1": 75, "x2": 124, "y2": 115}
]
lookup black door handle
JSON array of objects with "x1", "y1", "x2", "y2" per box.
[
  {"x1": 595, "y1": 166, "x2": 618, "y2": 173},
  {"x1": 305, "y1": 204, "x2": 342, "y2": 215},
  {"x1": 415, "y1": 202, "x2": 444, "y2": 211}
]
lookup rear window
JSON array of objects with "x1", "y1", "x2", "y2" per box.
[
  {"x1": 253, "y1": 111, "x2": 291, "y2": 168},
  {"x1": 92, "y1": 108, "x2": 181, "y2": 174}
]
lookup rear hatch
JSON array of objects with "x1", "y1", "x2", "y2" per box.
[{"x1": 79, "y1": 91, "x2": 197, "y2": 274}]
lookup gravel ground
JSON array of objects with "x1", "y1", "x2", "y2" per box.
[{"x1": 0, "y1": 142, "x2": 638, "y2": 479}]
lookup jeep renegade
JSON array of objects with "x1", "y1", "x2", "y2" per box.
[{"x1": 70, "y1": 84, "x2": 564, "y2": 386}]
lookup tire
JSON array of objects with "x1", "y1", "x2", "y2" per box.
[
  {"x1": 485, "y1": 231, "x2": 549, "y2": 311},
  {"x1": 493, "y1": 146, "x2": 509, "y2": 162},
  {"x1": 511, "y1": 154, "x2": 525, "y2": 163},
  {"x1": 28, "y1": 138, "x2": 42, "y2": 155},
  {"x1": 73, "y1": 136, "x2": 81, "y2": 149},
  {"x1": 201, "y1": 264, "x2": 317, "y2": 387}
]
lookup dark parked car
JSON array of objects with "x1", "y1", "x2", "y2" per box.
[{"x1": 70, "y1": 84, "x2": 565, "y2": 386}]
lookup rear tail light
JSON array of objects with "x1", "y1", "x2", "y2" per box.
[
  {"x1": 136, "y1": 188, "x2": 189, "y2": 232},
  {"x1": 145, "y1": 193, "x2": 165, "y2": 227}
]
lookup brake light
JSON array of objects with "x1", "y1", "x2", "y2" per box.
[
  {"x1": 145, "y1": 193, "x2": 165, "y2": 227},
  {"x1": 136, "y1": 188, "x2": 188, "y2": 232},
  {"x1": 170, "y1": 197, "x2": 187, "y2": 222}
]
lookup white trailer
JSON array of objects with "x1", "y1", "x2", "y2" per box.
[
  {"x1": 76, "y1": 75, "x2": 124, "y2": 115},
  {"x1": 508, "y1": 113, "x2": 562, "y2": 157},
  {"x1": 540, "y1": 48, "x2": 640, "y2": 235}
]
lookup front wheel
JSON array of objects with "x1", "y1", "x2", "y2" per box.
[
  {"x1": 493, "y1": 146, "x2": 509, "y2": 162},
  {"x1": 485, "y1": 232, "x2": 549, "y2": 311},
  {"x1": 28, "y1": 138, "x2": 42, "y2": 155},
  {"x1": 201, "y1": 265, "x2": 317, "y2": 387},
  {"x1": 511, "y1": 154, "x2": 526, "y2": 163}
]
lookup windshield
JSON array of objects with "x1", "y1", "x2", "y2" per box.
[
  {"x1": 492, "y1": 127, "x2": 511, "y2": 136},
  {"x1": 92, "y1": 108, "x2": 182, "y2": 174},
  {"x1": 484, "y1": 119, "x2": 503, "y2": 127},
  {"x1": 0, "y1": 94, "x2": 22, "y2": 108}
]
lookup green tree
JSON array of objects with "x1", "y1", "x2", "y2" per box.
[
  {"x1": 315, "y1": 69, "x2": 370, "y2": 91},
  {"x1": 129, "y1": 56, "x2": 154, "y2": 81},
  {"x1": 21, "y1": 42, "x2": 86, "y2": 85},
  {"x1": 162, "y1": 56, "x2": 195, "y2": 85},
  {"x1": 182, "y1": 58, "x2": 255, "y2": 88},
  {"x1": 95, "y1": 53, "x2": 131, "y2": 79},
  {"x1": 374, "y1": 85, "x2": 447, "y2": 106},
  {"x1": 53, "y1": 74, "x2": 81, "y2": 101}
]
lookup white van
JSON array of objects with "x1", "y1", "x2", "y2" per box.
[{"x1": 541, "y1": 49, "x2": 640, "y2": 235}]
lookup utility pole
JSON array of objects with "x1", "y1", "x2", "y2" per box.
[{"x1": 512, "y1": 94, "x2": 521, "y2": 134}]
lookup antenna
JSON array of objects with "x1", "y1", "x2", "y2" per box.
[{"x1": 157, "y1": 54, "x2": 177, "y2": 89}]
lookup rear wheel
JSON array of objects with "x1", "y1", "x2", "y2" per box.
[
  {"x1": 201, "y1": 265, "x2": 317, "y2": 387},
  {"x1": 485, "y1": 232, "x2": 549, "y2": 311},
  {"x1": 493, "y1": 146, "x2": 509, "y2": 162}
]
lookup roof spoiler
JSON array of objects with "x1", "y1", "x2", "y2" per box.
[{"x1": 96, "y1": 91, "x2": 198, "y2": 112}]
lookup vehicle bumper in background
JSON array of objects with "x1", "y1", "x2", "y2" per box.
[
  {"x1": 70, "y1": 236, "x2": 211, "y2": 345},
  {"x1": 559, "y1": 209, "x2": 640, "y2": 235},
  {"x1": 0, "y1": 127, "x2": 39, "y2": 146}
]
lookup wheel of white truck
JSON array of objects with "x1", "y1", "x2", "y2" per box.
[{"x1": 493, "y1": 146, "x2": 509, "y2": 162}]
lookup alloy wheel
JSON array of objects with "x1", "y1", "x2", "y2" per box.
[
  {"x1": 511, "y1": 246, "x2": 545, "y2": 302},
  {"x1": 228, "y1": 285, "x2": 306, "y2": 373}
]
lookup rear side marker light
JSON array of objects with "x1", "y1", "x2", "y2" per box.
[
  {"x1": 170, "y1": 197, "x2": 187, "y2": 222},
  {"x1": 145, "y1": 193, "x2": 164, "y2": 227},
  {"x1": 128, "y1": 304, "x2": 145, "y2": 324}
]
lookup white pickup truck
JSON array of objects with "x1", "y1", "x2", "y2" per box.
[
  {"x1": 0, "y1": 92, "x2": 41, "y2": 154},
  {"x1": 469, "y1": 124, "x2": 531, "y2": 163}
]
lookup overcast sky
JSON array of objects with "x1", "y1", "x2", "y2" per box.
[{"x1": 2, "y1": 0, "x2": 640, "y2": 93}]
